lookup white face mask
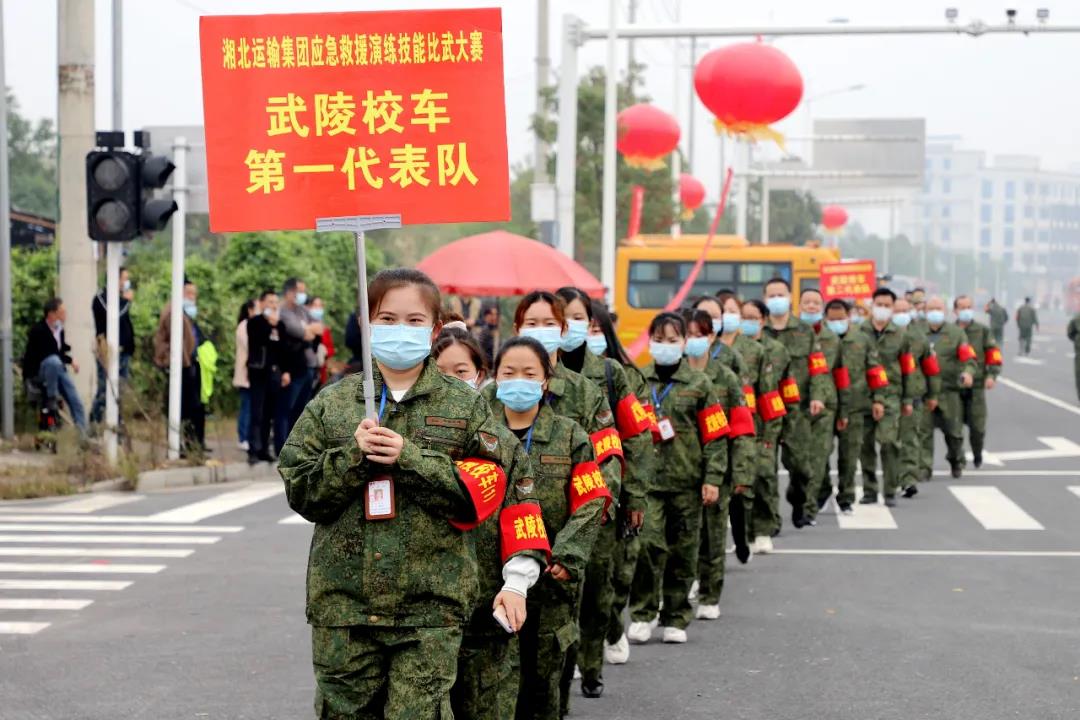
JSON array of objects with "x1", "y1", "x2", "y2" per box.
[
  {"x1": 465, "y1": 374, "x2": 480, "y2": 390},
  {"x1": 872, "y1": 305, "x2": 893, "y2": 323}
]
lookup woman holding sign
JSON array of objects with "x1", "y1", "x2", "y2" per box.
[{"x1": 278, "y1": 269, "x2": 546, "y2": 720}]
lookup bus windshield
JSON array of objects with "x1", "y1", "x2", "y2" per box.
[{"x1": 627, "y1": 260, "x2": 793, "y2": 308}]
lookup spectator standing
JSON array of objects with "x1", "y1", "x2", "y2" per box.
[
  {"x1": 277, "y1": 278, "x2": 323, "y2": 436},
  {"x1": 90, "y1": 267, "x2": 135, "y2": 426},
  {"x1": 306, "y1": 296, "x2": 335, "y2": 388},
  {"x1": 153, "y1": 279, "x2": 206, "y2": 454},
  {"x1": 246, "y1": 290, "x2": 289, "y2": 462},
  {"x1": 447, "y1": 293, "x2": 483, "y2": 329},
  {"x1": 344, "y1": 308, "x2": 364, "y2": 366},
  {"x1": 23, "y1": 297, "x2": 87, "y2": 432},
  {"x1": 475, "y1": 301, "x2": 501, "y2": 367},
  {"x1": 233, "y1": 299, "x2": 257, "y2": 451}
]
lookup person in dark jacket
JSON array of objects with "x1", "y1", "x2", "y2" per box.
[
  {"x1": 246, "y1": 290, "x2": 291, "y2": 462},
  {"x1": 90, "y1": 267, "x2": 135, "y2": 425},
  {"x1": 23, "y1": 297, "x2": 87, "y2": 431}
]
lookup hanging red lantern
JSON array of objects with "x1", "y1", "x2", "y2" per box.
[
  {"x1": 679, "y1": 174, "x2": 706, "y2": 220},
  {"x1": 693, "y1": 40, "x2": 803, "y2": 145},
  {"x1": 616, "y1": 103, "x2": 681, "y2": 170},
  {"x1": 821, "y1": 205, "x2": 849, "y2": 233}
]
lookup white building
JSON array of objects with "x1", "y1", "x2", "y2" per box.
[{"x1": 905, "y1": 137, "x2": 1080, "y2": 305}]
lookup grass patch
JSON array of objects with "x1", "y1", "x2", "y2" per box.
[{"x1": 0, "y1": 474, "x2": 77, "y2": 500}]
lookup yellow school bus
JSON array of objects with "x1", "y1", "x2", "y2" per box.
[{"x1": 613, "y1": 234, "x2": 841, "y2": 348}]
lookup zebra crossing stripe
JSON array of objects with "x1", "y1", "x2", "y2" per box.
[
  {"x1": 0, "y1": 494, "x2": 146, "y2": 514},
  {"x1": 0, "y1": 621, "x2": 50, "y2": 634},
  {"x1": 0, "y1": 547, "x2": 194, "y2": 558},
  {"x1": 836, "y1": 487, "x2": 897, "y2": 530},
  {"x1": 949, "y1": 486, "x2": 1044, "y2": 530},
  {"x1": 148, "y1": 485, "x2": 285, "y2": 523},
  {"x1": 0, "y1": 524, "x2": 240, "y2": 533},
  {"x1": 0, "y1": 534, "x2": 220, "y2": 544},
  {"x1": 1068, "y1": 487, "x2": 1080, "y2": 501},
  {"x1": 0, "y1": 599, "x2": 93, "y2": 610},
  {"x1": 0, "y1": 515, "x2": 245, "y2": 527},
  {"x1": 0, "y1": 580, "x2": 132, "y2": 590},
  {"x1": 279, "y1": 514, "x2": 311, "y2": 525},
  {"x1": 0, "y1": 562, "x2": 166, "y2": 574}
]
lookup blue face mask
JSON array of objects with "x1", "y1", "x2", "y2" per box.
[
  {"x1": 851, "y1": 314, "x2": 866, "y2": 325},
  {"x1": 560, "y1": 319, "x2": 589, "y2": 351},
  {"x1": 892, "y1": 312, "x2": 912, "y2": 328},
  {"x1": 766, "y1": 296, "x2": 791, "y2": 317},
  {"x1": 684, "y1": 336, "x2": 710, "y2": 358},
  {"x1": 370, "y1": 324, "x2": 433, "y2": 370},
  {"x1": 496, "y1": 378, "x2": 544, "y2": 412},
  {"x1": 711, "y1": 318, "x2": 723, "y2": 335},
  {"x1": 722, "y1": 312, "x2": 742, "y2": 334},
  {"x1": 520, "y1": 326, "x2": 563, "y2": 355},
  {"x1": 957, "y1": 309, "x2": 974, "y2": 323},
  {"x1": 801, "y1": 311, "x2": 823, "y2": 325},
  {"x1": 309, "y1": 308, "x2": 325, "y2": 322},
  {"x1": 182, "y1": 300, "x2": 197, "y2": 319},
  {"x1": 826, "y1": 319, "x2": 849, "y2": 336},
  {"x1": 650, "y1": 341, "x2": 684, "y2": 366},
  {"x1": 926, "y1": 310, "x2": 946, "y2": 326},
  {"x1": 296, "y1": 291, "x2": 308, "y2": 305},
  {"x1": 740, "y1": 319, "x2": 761, "y2": 337},
  {"x1": 585, "y1": 334, "x2": 608, "y2": 356}
]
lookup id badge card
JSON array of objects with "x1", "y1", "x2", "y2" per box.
[
  {"x1": 657, "y1": 417, "x2": 676, "y2": 442},
  {"x1": 365, "y1": 475, "x2": 396, "y2": 520}
]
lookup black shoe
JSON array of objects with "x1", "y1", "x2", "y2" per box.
[
  {"x1": 791, "y1": 507, "x2": 805, "y2": 528},
  {"x1": 973, "y1": 453, "x2": 983, "y2": 469},
  {"x1": 859, "y1": 493, "x2": 878, "y2": 505},
  {"x1": 884, "y1": 495, "x2": 897, "y2": 508},
  {"x1": 247, "y1": 454, "x2": 259, "y2": 466},
  {"x1": 903, "y1": 485, "x2": 919, "y2": 499},
  {"x1": 803, "y1": 516, "x2": 817, "y2": 527},
  {"x1": 735, "y1": 544, "x2": 751, "y2": 564},
  {"x1": 770, "y1": 528, "x2": 781, "y2": 538},
  {"x1": 951, "y1": 464, "x2": 963, "y2": 479},
  {"x1": 838, "y1": 503, "x2": 852, "y2": 514},
  {"x1": 817, "y1": 494, "x2": 831, "y2": 511},
  {"x1": 581, "y1": 679, "x2": 604, "y2": 699}
]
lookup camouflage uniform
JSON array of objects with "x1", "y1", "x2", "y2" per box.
[
  {"x1": 629, "y1": 360, "x2": 727, "y2": 630},
  {"x1": 921, "y1": 323, "x2": 978, "y2": 472},
  {"x1": 858, "y1": 322, "x2": 919, "y2": 500},
  {"x1": 279, "y1": 360, "x2": 535, "y2": 720},
  {"x1": 764, "y1": 316, "x2": 831, "y2": 522},
  {"x1": 805, "y1": 322, "x2": 840, "y2": 520},
  {"x1": 697, "y1": 355, "x2": 755, "y2": 606},
  {"x1": 1016, "y1": 303, "x2": 1039, "y2": 355},
  {"x1": 708, "y1": 337, "x2": 748, "y2": 379},
  {"x1": 959, "y1": 320, "x2": 1001, "y2": 463},
  {"x1": 745, "y1": 335, "x2": 789, "y2": 540},
  {"x1": 453, "y1": 426, "x2": 536, "y2": 720},
  {"x1": 900, "y1": 322, "x2": 941, "y2": 490},
  {"x1": 499, "y1": 405, "x2": 605, "y2": 720},
  {"x1": 822, "y1": 328, "x2": 884, "y2": 508},
  {"x1": 1069, "y1": 314, "x2": 1080, "y2": 401},
  {"x1": 988, "y1": 302, "x2": 1008, "y2": 347}
]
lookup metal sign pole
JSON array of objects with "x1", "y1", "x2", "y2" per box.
[{"x1": 316, "y1": 214, "x2": 402, "y2": 422}]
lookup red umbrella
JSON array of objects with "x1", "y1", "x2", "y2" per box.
[{"x1": 416, "y1": 230, "x2": 606, "y2": 298}]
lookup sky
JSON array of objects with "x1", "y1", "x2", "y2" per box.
[{"x1": 5, "y1": 0, "x2": 1080, "y2": 233}]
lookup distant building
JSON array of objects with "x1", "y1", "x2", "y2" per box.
[{"x1": 10, "y1": 210, "x2": 55, "y2": 249}]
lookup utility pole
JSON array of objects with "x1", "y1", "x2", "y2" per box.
[
  {"x1": 103, "y1": 0, "x2": 122, "y2": 464},
  {"x1": 532, "y1": 0, "x2": 555, "y2": 246},
  {"x1": 57, "y1": 0, "x2": 97, "y2": 406},
  {"x1": 669, "y1": 3, "x2": 681, "y2": 238},
  {"x1": 0, "y1": 0, "x2": 14, "y2": 440},
  {"x1": 600, "y1": 0, "x2": 618, "y2": 299},
  {"x1": 687, "y1": 36, "x2": 696, "y2": 167},
  {"x1": 627, "y1": 0, "x2": 637, "y2": 69}
]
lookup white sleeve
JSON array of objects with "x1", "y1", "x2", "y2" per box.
[{"x1": 500, "y1": 555, "x2": 543, "y2": 598}]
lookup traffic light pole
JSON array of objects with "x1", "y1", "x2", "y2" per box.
[
  {"x1": 0, "y1": 2, "x2": 13, "y2": 441},
  {"x1": 104, "y1": 0, "x2": 123, "y2": 465},
  {"x1": 167, "y1": 138, "x2": 187, "y2": 461}
]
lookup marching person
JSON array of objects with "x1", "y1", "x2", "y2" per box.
[
  {"x1": 1015, "y1": 297, "x2": 1039, "y2": 356},
  {"x1": 798, "y1": 288, "x2": 840, "y2": 524},
  {"x1": 955, "y1": 295, "x2": 1002, "y2": 468},
  {"x1": 627, "y1": 312, "x2": 727, "y2": 645},
  {"x1": 279, "y1": 268, "x2": 545, "y2": 719},
  {"x1": 892, "y1": 297, "x2": 938, "y2": 498},
  {"x1": 986, "y1": 297, "x2": 1009, "y2": 348},
  {"x1": 1069, "y1": 311, "x2": 1080, "y2": 401},
  {"x1": 694, "y1": 293, "x2": 746, "y2": 378},
  {"x1": 922, "y1": 296, "x2": 979, "y2": 479}
]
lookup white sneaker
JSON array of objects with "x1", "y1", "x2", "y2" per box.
[
  {"x1": 573, "y1": 665, "x2": 581, "y2": 680},
  {"x1": 238, "y1": 440, "x2": 250, "y2": 451},
  {"x1": 649, "y1": 614, "x2": 660, "y2": 630},
  {"x1": 695, "y1": 603, "x2": 721, "y2": 620},
  {"x1": 662, "y1": 626, "x2": 688, "y2": 643},
  {"x1": 755, "y1": 536, "x2": 774, "y2": 554},
  {"x1": 627, "y1": 621, "x2": 652, "y2": 644},
  {"x1": 604, "y1": 634, "x2": 630, "y2": 665},
  {"x1": 688, "y1": 580, "x2": 699, "y2": 602}
]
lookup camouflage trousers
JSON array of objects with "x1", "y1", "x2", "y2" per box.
[
  {"x1": 312, "y1": 624, "x2": 460, "y2": 720},
  {"x1": 861, "y1": 398, "x2": 902, "y2": 498},
  {"x1": 832, "y1": 412, "x2": 865, "y2": 508},
  {"x1": 452, "y1": 633, "x2": 518, "y2": 720},
  {"x1": 960, "y1": 387, "x2": 988, "y2": 459},
  {"x1": 804, "y1": 409, "x2": 836, "y2": 520},
  {"x1": 781, "y1": 407, "x2": 815, "y2": 519},
  {"x1": 751, "y1": 440, "x2": 781, "y2": 540},
  {"x1": 517, "y1": 577, "x2": 580, "y2": 720},
  {"x1": 605, "y1": 534, "x2": 641, "y2": 645},
  {"x1": 629, "y1": 490, "x2": 703, "y2": 630},
  {"x1": 923, "y1": 390, "x2": 965, "y2": 471},
  {"x1": 697, "y1": 484, "x2": 730, "y2": 606},
  {"x1": 899, "y1": 402, "x2": 925, "y2": 490},
  {"x1": 578, "y1": 520, "x2": 617, "y2": 685},
  {"x1": 1018, "y1": 328, "x2": 1033, "y2": 354}
]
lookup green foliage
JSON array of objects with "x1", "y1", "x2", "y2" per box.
[
  {"x1": 5, "y1": 90, "x2": 57, "y2": 218},
  {"x1": 11, "y1": 245, "x2": 58, "y2": 363},
  {"x1": 744, "y1": 179, "x2": 821, "y2": 246}
]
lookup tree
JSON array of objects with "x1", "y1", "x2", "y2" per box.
[
  {"x1": 5, "y1": 90, "x2": 57, "y2": 218},
  {"x1": 745, "y1": 179, "x2": 821, "y2": 245}
]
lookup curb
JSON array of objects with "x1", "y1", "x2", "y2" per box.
[{"x1": 93, "y1": 461, "x2": 279, "y2": 492}]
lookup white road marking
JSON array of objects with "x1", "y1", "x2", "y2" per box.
[
  {"x1": 966, "y1": 450, "x2": 1005, "y2": 467},
  {"x1": 0, "y1": 562, "x2": 165, "y2": 574},
  {"x1": 0, "y1": 599, "x2": 93, "y2": 610},
  {"x1": 0, "y1": 494, "x2": 145, "y2": 514},
  {"x1": 932, "y1": 470, "x2": 1080, "y2": 477},
  {"x1": 0, "y1": 580, "x2": 132, "y2": 591},
  {"x1": 1068, "y1": 487, "x2": 1080, "y2": 501},
  {"x1": 0, "y1": 534, "x2": 220, "y2": 544},
  {"x1": 771, "y1": 549, "x2": 1080, "y2": 557},
  {"x1": 147, "y1": 485, "x2": 284, "y2": 523},
  {"x1": 279, "y1": 514, "x2": 311, "y2": 525},
  {"x1": 836, "y1": 487, "x2": 897, "y2": 530},
  {"x1": 999, "y1": 377, "x2": 1080, "y2": 417},
  {"x1": 0, "y1": 547, "x2": 193, "y2": 558},
  {"x1": 949, "y1": 486, "x2": 1044, "y2": 530},
  {"x1": 991, "y1": 437, "x2": 1080, "y2": 462},
  {"x1": 0, "y1": 514, "x2": 245, "y2": 527},
  {"x1": 1014, "y1": 357, "x2": 1045, "y2": 366},
  {"x1": 0, "y1": 622, "x2": 50, "y2": 634},
  {"x1": 0, "y1": 524, "x2": 240, "y2": 533}
]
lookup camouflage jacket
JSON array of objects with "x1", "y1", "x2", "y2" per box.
[
  {"x1": 759, "y1": 336, "x2": 791, "y2": 446},
  {"x1": 641, "y1": 359, "x2": 728, "y2": 492},
  {"x1": 1069, "y1": 314, "x2": 1080, "y2": 349},
  {"x1": 960, "y1": 321, "x2": 1002, "y2": 381},
  {"x1": 707, "y1": 337, "x2": 748, "y2": 381},
  {"x1": 859, "y1": 321, "x2": 919, "y2": 405},
  {"x1": 1016, "y1": 304, "x2": 1038, "y2": 329},
  {"x1": 810, "y1": 322, "x2": 841, "y2": 412},
  {"x1": 703, "y1": 354, "x2": 756, "y2": 488},
  {"x1": 926, "y1": 322, "x2": 979, "y2": 391},
  {"x1": 279, "y1": 359, "x2": 531, "y2": 628},
  {"x1": 988, "y1": 304, "x2": 1008, "y2": 331},
  {"x1": 904, "y1": 322, "x2": 941, "y2": 401},
  {"x1": 837, "y1": 328, "x2": 885, "y2": 417},
  {"x1": 765, "y1": 314, "x2": 830, "y2": 408}
]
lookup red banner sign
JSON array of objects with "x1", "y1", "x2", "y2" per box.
[
  {"x1": 199, "y1": 8, "x2": 510, "y2": 232},
  {"x1": 820, "y1": 260, "x2": 876, "y2": 302}
]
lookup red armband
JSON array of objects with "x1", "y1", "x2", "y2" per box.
[
  {"x1": 957, "y1": 343, "x2": 977, "y2": 362},
  {"x1": 985, "y1": 347, "x2": 1003, "y2": 366},
  {"x1": 832, "y1": 366, "x2": 851, "y2": 390},
  {"x1": 779, "y1": 377, "x2": 801, "y2": 405},
  {"x1": 641, "y1": 402, "x2": 663, "y2": 444},
  {"x1": 449, "y1": 458, "x2": 507, "y2": 531},
  {"x1": 742, "y1": 385, "x2": 757, "y2": 413},
  {"x1": 808, "y1": 351, "x2": 829, "y2": 376},
  {"x1": 697, "y1": 403, "x2": 730, "y2": 444},
  {"x1": 866, "y1": 365, "x2": 889, "y2": 390},
  {"x1": 728, "y1": 405, "x2": 756, "y2": 438},
  {"x1": 499, "y1": 503, "x2": 551, "y2": 563},
  {"x1": 615, "y1": 394, "x2": 651, "y2": 439},
  {"x1": 920, "y1": 354, "x2": 940, "y2": 376},
  {"x1": 568, "y1": 461, "x2": 612, "y2": 516},
  {"x1": 758, "y1": 390, "x2": 788, "y2": 421},
  {"x1": 899, "y1": 352, "x2": 916, "y2": 376},
  {"x1": 590, "y1": 427, "x2": 624, "y2": 471}
]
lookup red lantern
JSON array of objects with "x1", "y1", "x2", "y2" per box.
[
  {"x1": 693, "y1": 41, "x2": 803, "y2": 145},
  {"x1": 679, "y1": 174, "x2": 706, "y2": 220},
  {"x1": 821, "y1": 205, "x2": 849, "y2": 233},
  {"x1": 616, "y1": 103, "x2": 681, "y2": 170}
]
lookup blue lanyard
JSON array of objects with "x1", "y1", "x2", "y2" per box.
[
  {"x1": 377, "y1": 385, "x2": 388, "y2": 423},
  {"x1": 524, "y1": 424, "x2": 535, "y2": 454},
  {"x1": 651, "y1": 382, "x2": 675, "y2": 412},
  {"x1": 711, "y1": 343, "x2": 724, "y2": 360}
]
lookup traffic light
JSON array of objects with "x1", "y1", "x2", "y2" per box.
[{"x1": 86, "y1": 132, "x2": 178, "y2": 242}]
